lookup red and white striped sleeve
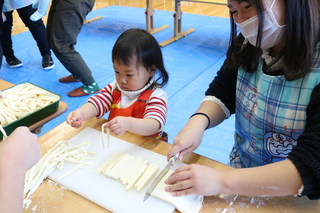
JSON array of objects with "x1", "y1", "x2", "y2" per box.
[
  {"x1": 144, "y1": 88, "x2": 168, "y2": 130},
  {"x1": 87, "y1": 81, "x2": 116, "y2": 118}
]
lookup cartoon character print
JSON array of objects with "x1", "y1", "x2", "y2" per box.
[
  {"x1": 264, "y1": 132, "x2": 297, "y2": 158},
  {"x1": 246, "y1": 92, "x2": 257, "y2": 108}
]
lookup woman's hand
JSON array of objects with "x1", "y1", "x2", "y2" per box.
[
  {"x1": 167, "y1": 122, "x2": 204, "y2": 161},
  {"x1": 164, "y1": 164, "x2": 223, "y2": 196}
]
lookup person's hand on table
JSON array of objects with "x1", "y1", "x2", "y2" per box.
[{"x1": 164, "y1": 164, "x2": 222, "y2": 196}]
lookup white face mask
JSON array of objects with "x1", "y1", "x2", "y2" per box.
[{"x1": 235, "y1": 0, "x2": 285, "y2": 49}]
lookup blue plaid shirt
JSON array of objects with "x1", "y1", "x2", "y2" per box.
[{"x1": 230, "y1": 45, "x2": 320, "y2": 168}]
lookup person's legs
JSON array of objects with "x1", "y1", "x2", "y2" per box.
[
  {"x1": 1, "y1": 11, "x2": 14, "y2": 57},
  {"x1": 0, "y1": 11, "x2": 23, "y2": 68},
  {"x1": 48, "y1": 0, "x2": 99, "y2": 95},
  {"x1": 17, "y1": 5, "x2": 54, "y2": 70}
]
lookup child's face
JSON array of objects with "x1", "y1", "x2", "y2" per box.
[{"x1": 113, "y1": 60, "x2": 155, "y2": 91}]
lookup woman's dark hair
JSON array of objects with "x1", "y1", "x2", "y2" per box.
[
  {"x1": 112, "y1": 28, "x2": 169, "y2": 87},
  {"x1": 226, "y1": 0, "x2": 320, "y2": 80}
]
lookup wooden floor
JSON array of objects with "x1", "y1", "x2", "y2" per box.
[{"x1": 11, "y1": 0, "x2": 229, "y2": 35}]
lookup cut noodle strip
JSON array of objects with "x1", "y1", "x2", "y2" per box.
[
  {"x1": 101, "y1": 123, "x2": 110, "y2": 148},
  {"x1": 23, "y1": 140, "x2": 97, "y2": 205}
]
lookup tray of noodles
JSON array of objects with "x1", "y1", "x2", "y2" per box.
[{"x1": 0, "y1": 83, "x2": 61, "y2": 139}]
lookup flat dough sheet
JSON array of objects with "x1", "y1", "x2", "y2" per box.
[{"x1": 151, "y1": 170, "x2": 203, "y2": 213}]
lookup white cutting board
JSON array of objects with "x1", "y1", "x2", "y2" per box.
[{"x1": 48, "y1": 127, "x2": 184, "y2": 213}]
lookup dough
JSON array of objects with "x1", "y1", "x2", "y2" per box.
[
  {"x1": 151, "y1": 170, "x2": 203, "y2": 213},
  {"x1": 96, "y1": 152, "x2": 159, "y2": 192}
]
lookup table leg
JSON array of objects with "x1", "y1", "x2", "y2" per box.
[
  {"x1": 145, "y1": 0, "x2": 169, "y2": 35},
  {"x1": 159, "y1": 0, "x2": 195, "y2": 47}
]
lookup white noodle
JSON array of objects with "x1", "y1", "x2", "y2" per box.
[
  {"x1": 23, "y1": 140, "x2": 97, "y2": 205},
  {"x1": 0, "y1": 83, "x2": 59, "y2": 126},
  {"x1": 101, "y1": 123, "x2": 110, "y2": 148}
]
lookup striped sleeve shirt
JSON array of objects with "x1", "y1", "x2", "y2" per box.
[{"x1": 87, "y1": 80, "x2": 168, "y2": 130}]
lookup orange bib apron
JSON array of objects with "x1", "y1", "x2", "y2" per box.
[{"x1": 108, "y1": 88, "x2": 167, "y2": 141}]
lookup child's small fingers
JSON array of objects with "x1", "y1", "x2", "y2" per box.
[
  {"x1": 102, "y1": 122, "x2": 110, "y2": 129},
  {"x1": 67, "y1": 118, "x2": 75, "y2": 125},
  {"x1": 66, "y1": 119, "x2": 72, "y2": 125},
  {"x1": 71, "y1": 122, "x2": 81, "y2": 128}
]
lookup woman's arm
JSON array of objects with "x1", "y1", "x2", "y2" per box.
[
  {"x1": 167, "y1": 60, "x2": 238, "y2": 160},
  {"x1": 0, "y1": 127, "x2": 40, "y2": 212},
  {"x1": 167, "y1": 100, "x2": 226, "y2": 160},
  {"x1": 287, "y1": 83, "x2": 320, "y2": 199},
  {"x1": 165, "y1": 159, "x2": 302, "y2": 197}
]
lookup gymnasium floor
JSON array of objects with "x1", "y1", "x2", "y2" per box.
[{"x1": 1, "y1": 6, "x2": 235, "y2": 165}]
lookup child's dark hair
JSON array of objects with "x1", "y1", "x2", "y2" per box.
[
  {"x1": 112, "y1": 28, "x2": 169, "y2": 87},
  {"x1": 226, "y1": 0, "x2": 320, "y2": 81}
]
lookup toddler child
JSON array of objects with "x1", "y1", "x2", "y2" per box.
[{"x1": 67, "y1": 28, "x2": 169, "y2": 141}]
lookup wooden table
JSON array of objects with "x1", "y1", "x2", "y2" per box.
[
  {"x1": 0, "y1": 79, "x2": 68, "y2": 134},
  {"x1": 24, "y1": 118, "x2": 320, "y2": 213}
]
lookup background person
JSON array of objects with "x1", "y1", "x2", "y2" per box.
[
  {"x1": 1, "y1": 0, "x2": 54, "y2": 70},
  {"x1": 43, "y1": 0, "x2": 101, "y2": 97}
]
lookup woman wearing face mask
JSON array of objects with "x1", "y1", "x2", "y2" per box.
[{"x1": 165, "y1": 0, "x2": 320, "y2": 199}]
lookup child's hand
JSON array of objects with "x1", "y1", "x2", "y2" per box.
[
  {"x1": 104, "y1": 116, "x2": 130, "y2": 136},
  {"x1": 66, "y1": 111, "x2": 83, "y2": 128}
]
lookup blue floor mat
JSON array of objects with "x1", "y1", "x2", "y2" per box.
[{"x1": 1, "y1": 6, "x2": 234, "y2": 165}]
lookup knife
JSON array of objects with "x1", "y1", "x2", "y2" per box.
[{"x1": 143, "y1": 153, "x2": 179, "y2": 202}]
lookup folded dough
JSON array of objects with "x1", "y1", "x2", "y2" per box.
[{"x1": 151, "y1": 170, "x2": 203, "y2": 213}]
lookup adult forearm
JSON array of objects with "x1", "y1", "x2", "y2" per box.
[
  {"x1": 0, "y1": 160, "x2": 25, "y2": 212},
  {"x1": 192, "y1": 101, "x2": 226, "y2": 130},
  {"x1": 220, "y1": 160, "x2": 302, "y2": 197}
]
